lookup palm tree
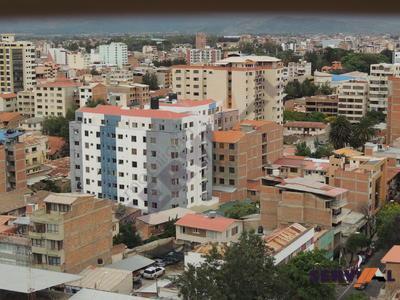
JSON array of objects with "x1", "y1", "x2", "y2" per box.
[
  {"x1": 351, "y1": 117, "x2": 376, "y2": 149},
  {"x1": 329, "y1": 116, "x2": 352, "y2": 149}
]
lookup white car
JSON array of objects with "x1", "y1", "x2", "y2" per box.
[{"x1": 142, "y1": 266, "x2": 165, "y2": 279}]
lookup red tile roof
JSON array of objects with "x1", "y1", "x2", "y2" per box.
[
  {"x1": 79, "y1": 105, "x2": 191, "y2": 120},
  {"x1": 381, "y1": 245, "x2": 400, "y2": 264},
  {"x1": 160, "y1": 99, "x2": 214, "y2": 108},
  {"x1": 0, "y1": 93, "x2": 17, "y2": 99},
  {"x1": 0, "y1": 112, "x2": 22, "y2": 123},
  {"x1": 212, "y1": 130, "x2": 246, "y2": 143},
  {"x1": 175, "y1": 214, "x2": 237, "y2": 232},
  {"x1": 235, "y1": 119, "x2": 275, "y2": 129},
  {"x1": 47, "y1": 136, "x2": 66, "y2": 156},
  {"x1": 284, "y1": 121, "x2": 327, "y2": 129},
  {"x1": 37, "y1": 79, "x2": 81, "y2": 88}
]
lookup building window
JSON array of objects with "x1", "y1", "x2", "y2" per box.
[
  {"x1": 47, "y1": 224, "x2": 59, "y2": 233},
  {"x1": 229, "y1": 155, "x2": 235, "y2": 162},
  {"x1": 229, "y1": 179, "x2": 235, "y2": 186},
  {"x1": 229, "y1": 144, "x2": 235, "y2": 150},
  {"x1": 48, "y1": 256, "x2": 61, "y2": 266}
]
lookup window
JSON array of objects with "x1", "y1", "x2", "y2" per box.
[
  {"x1": 229, "y1": 179, "x2": 235, "y2": 185},
  {"x1": 219, "y1": 166, "x2": 225, "y2": 172},
  {"x1": 48, "y1": 256, "x2": 61, "y2": 266},
  {"x1": 151, "y1": 151, "x2": 157, "y2": 157},
  {"x1": 132, "y1": 148, "x2": 137, "y2": 155},
  {"x1": 219, "y1": 178, "x2": 225, "y2": 184},
  {"x1": 231, "y1": 226, "x2": 239, "y2": 236},
  {"x1": 171, "y1": 152, "x2": 179, "y2": 159},
  {"x1": 229, "y1": 167, "x2": 235, "y2": 174},
  {"x1": 132, "y1": 162, "x2": 137, "y2": 168},
  {"x1": 47, "y1": 224, "x2": 59, "y2": 233},
  {"x1": 152, "y1": 202, "x2": 158, "y2": 209},
  {"x1": 229, "y1": 155, "x2": 235, "y2": 162},
  {"x1": 219, "y1": 155, "x2": 224, "y2": 161},
  {"x1": 150, "y1": 137, "x2": 157, "y2": 143},
  {"x1": 229, "y1": 143, "x2": 235, "y2": 150},
  {"x1": 219, "y1": 143, "x2": 224, "y2": 149}
]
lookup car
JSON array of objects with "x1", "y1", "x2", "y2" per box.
[
  {"x1": 154, "y1": 259, "x2": 166, "y2": 267},
  {"x1": 142, "y1": 266, "x2": 165, "y2": 279}
]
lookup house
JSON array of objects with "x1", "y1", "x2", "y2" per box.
[
  {"x1": 175, "y1": 213, "x2": 243, "y2": 245},
  {"x1": 184, "y1": 243, "x2": 227, "y2": 269},
  {"x1": 283, "y1": 121, "x2": 328, "y2": 136},
  {"x1": 0, "y1": 112, "x2": 24, "y2": 129},
  {"x1": 107, "y1": 254, "x2": 155, "y2": 280},
  {"x1": 136, "y1": 207, "x2": 194, "y2": 240},
  {"x1": 381, "y1": 245, "x2": 400, "y2": 298},
  {"x1": 47, "y1": 136, "x2": 66, "y2": 159}
]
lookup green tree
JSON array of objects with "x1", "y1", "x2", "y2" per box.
[
  {"x1": 380, "y1": 49, "x2": 393, "y2": 63},
  {"x1": 376, "y1": 202, "x2": 400, "y2": 249},
  {"x1": 365, "y1": 110, "x2": 386, "y2": 124},
  {"x1": 224, "y1": 202, "x2": 259, "y2": 219},
  {"x1": 142, "y1": 72, "x2": 159, "y2": 90},
  {"x1": 279, "y1": 249, "x2": 339, "y2": 300},
  {"x1": 312, "y1": 143, "x2": 334, "y2": 159},
  {"x1": 284, "y1": 80, "x2": 302, "y2": 99},
  {"x1": 350, "y1": 117, "x2": 376, "y2": 149},
  {"x1": 341, "y1": 52, "x2": 390, "y2": 73},
  {"x1": 175, "y1": 231, "x2": 283, "y2": 300},
  {"x1": 345, "y1": 233, "x2": 370, "y2": 264},
  {"x1": 295, "y1": 142, "x2": 312, "y2": 157},
  {"x1": 317, "y1": 83, "x2": 334, "y2": 95},
  {"x1": 113, "y1": 223, "x2": 142, "y2": 249},
  {"x1": 329, "y1": 116, "x2": 352, "y2": 149},
  {"x1": 345, "y1": 292, "x2": 369, "y2": 300},
  {"x1": 301, "y1": 79, "x2": 318, "y2": 97}
]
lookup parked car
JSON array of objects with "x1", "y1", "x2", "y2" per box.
[
  {"x1": 154, "y1": 259, "x2": 166, "y2": 268},
  {"x1": 142, "y1": 266, "x2": 165, "y2": 279}
]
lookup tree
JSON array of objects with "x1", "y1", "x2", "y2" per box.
[
  {"x1": 142, "y1": 72, "x2": 159, "y2": 90},
  {"x1": 312, "y1": 143, "x2": 334, "y2": 159},
  {"x1": 296, "y1": 142, "x2": 312, "y2": 157},
  {"x1": 42, "y1": 108, "x2": 76, "y2": 142},
  {"x1": 350, "y1": 117, "x2": 376, "y2": 149},
  {"x1": 113, "y1": 223, "x2": 142, "y2": 249},
  {"x1": 365, "y1": 110, "x2": 386, "y2": 124},
  {"x1": 376, "y1": 202, "x2": 400, "y2": 249},
  {"x1": 380, "y1": 49, "x2": 393, "y2": 63},
  {"x1": 345, "y1": 233, "x2": 370, "y2": 264},
  {"x1": 284, "y1": 80, "x2": 302, "y2": 99},
  {"x1": 329, "y1": 116, "x2": 352, "y2": 149},
  {"x1": 175, "y1": 231, "x2": 283, "y2": 300},
  {"x1": 301, "y1": 79, "x2": 318, "y2": 97},
  {"x1": 279, "y1": 249, "x2": 339, "y2": 300},
  {"x1": 317, "y1": 83, "x2": 334, "y2": 95},
  {"x1": 224, "y1": 202, "x2": 259, "y2": 219},
  {"x1": 341, "y1": 52, "x2": 390, "y2": 73}
]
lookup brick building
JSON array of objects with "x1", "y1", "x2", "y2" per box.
[{"x1": 387, "y1": 76, "x2": 400, "y2": 145}]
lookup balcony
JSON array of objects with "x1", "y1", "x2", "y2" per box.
[
  {"x1": 332, "y1": 213, "x2": 346, "y2": 224},
  {"x1": 32, "y1": 246, "x2": 64, "y2": 257},
  {"x1": 30, "y1": 208, "x2": 64, "y2": 224}
]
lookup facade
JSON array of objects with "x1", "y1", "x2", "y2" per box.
[
  {"x1": 338, "y1": 79, "x2": 369, "y2": 123},
  {"x1": 284, "y1": 59, "x2": 312, "y2": 81},
  {"x1": 20, "y1": 134, "x2": 48, "y2": 176},
  {"x1": 47, "y1": 48, "x2": 68, "y2": 65},
  {"x1": 0, "y1": 93, "x2": 17, "y2": 112},
  {"x1": 305, "y1": 95, "x2": 338, "y2": 116},
  {"x1": 186, "y1": 48, "x2": 222, "y2": 65},
  {"x1": 17, "y1": 90, "x2": 35, "y2": 117},
  {"x1": 175, "y1": 213, "x2": 243, "y2": 244},
  {"x1": 172, "y1": 56, "x2": 285, "y2": 123},
  {"x1": 283, "y1": 121, "x2": 327, "y2": 136},
  {"x1": 195, "y1": 32, "x2": 207, "y2": 49},
  {"x1": 214, "y1": 109, "x2": 240, "y2": 130},
  {"x1": 212, "y1": 120, "x2": 283, "y2": 202},
  {"x1": 155, "y1": 67, "x2": 172, "y2": 89},
  {"x1": 107, "y1": 84, "x2": 150, "y2": 108},
  {"x1": 69, "y1": 103, "x2": 214, "y2": 212},
  {"x1": 78, "y1": 83, "x2": 107, "y2": 107},
  {"x1": 387, "y1": 77, "x2": 400, "y2": 145},
  {"x1": 99, "y1": 43, "x2": 128, "y2": 68},
  {"x1": 29, "y1": 193, "x2": 113, "y2": 273},
  {"x1": 34, "y1": 78, "x2": 80, "y2": 117},
  {"x1": 369, "y1": 63, "x2": 400, "y2": 113},
  {"x1": 0, "y1": 34, "x2": 36, "y2": 94},
  {"x1": 103, "y1": 68, "x2": 134, "y2": 85}
]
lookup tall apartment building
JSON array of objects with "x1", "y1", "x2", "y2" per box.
[
  {"x1": 107, "y1": 83, "x2": 150, "y2": 108},
  {"x1": 387, "y1": 76, "x2": 400, "y2": 145},
  {"x1": 212, "y1": 120, "x2": 283, "y2": 202},
  {"x1": 99, "y1": 43, "x2": 128, "y2": 68},
  {"x1": 35, "y1": 78, "x2": 80, "y2": 117},
  {"x1": 69, "y1": 102, "x2": 214, "y2": 212},
  {"x1": 47, "y1": 48, "x2": 68, "y2": 65},
  {"x1": 337, "y1": 79, "x2": 369, "y2": 123},
  {"x1": 0, "y1": 93, "x2": 17, "y2": 112},
  {"x1": 369, "y1": 63, "x2": 400, "y2": 113},
  {"x1": 17, "y1": 90, "x2": 35, "y2": 117},
  {"x1": 0, "y1": 34, "x2": 36, "y2": 94},
  {"x1": 284, "y1": 59, "x2": 312, "y2": 81},
  {"x1": 195, "y1": 32, "x2": 207, "y2": 49},
  {"x1": 327, "y1": 148, "x2": 387, "y2": 215},
  {"x1": 29, "y1": 193, "x2": 113, "y2": 273},
  {"x1": 172, "y1": 56, "x2": 285, "y2": 123},
  {"x1": 186, "y1": 48, "x2": 222, "y2": 65},
  {"x1": 78, "y1": 83, "x2": 107, "y2": 107}
]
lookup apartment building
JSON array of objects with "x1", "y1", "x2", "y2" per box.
[
  {"x1": 17, "y1": 90, "x2": 35, "y2": 117},
  {"x1": 0, "y1": 93, "x2": 17, "y2": 112},
  {"x1": 35, "y1": 78, "x2": 80, "y2": 117},
  {"x1": 338, "y1": 79, "x2": 369, "y2": 123},
  {"x1": 0, "y1": 34, "x2": 36, "y2": 94},
  {"x1": 186, "y1": 48, "x2": 222, "y2": 65},
  {"x1": 387, "y1": 76, "x2": 400, "y2": 145},
  {"x1": 175, "y1": 213, "x2": 243, "y2": 244},
  {"x1": 69, "y1": 103, "x2": 214, "y2": 212},
  {"x1": 78, "y1": 83, "x2": 107, "y2": 107},
  {"x1": 67, "y1": 52, "x2": 86, "y2": 70},
  {"x1": 99, "y1": 43, "x2": 128, "y2": 68},
  {"x1": 107, "y1": 83, "x2": 150, "y2": 108},
  {"x1": 283, "y1": 121, "x2": 328, "y2": 136},
  {"x1": 48, "y1": 48, "x2": 68, "y2": 65},
  {"x1": 172, "y1": 56, "x2": 285, "y2": 123},
  {"x1": 103, "y1": 68, "x2": 134, "y2": 85},
  {"x1": 155, "y1": 67, "x2": 172, "y2": 88},
  {"x1": 305, "y1": 95, "x2": 338, "y2": 116},
  {"x1": 327, "y1": 148, "x2": 387, "y2": 215},
  {"x1": 284, "y1": 59, "x2": 312, "y2": 82},
  {"x1": 195, "y1": 32, "x2": 207, "y2": 49},
  {"x1": 212, "y1": 119, "x2": 283, "y2": 202},
  {"x1": 29, "y1": 193, "x2": 113, "y2": 273},
  {"x1": 260, "y1": 177, "x2": 348, "y2": 230},
  {"x1": 369, "y1": 63, "x2": 400, "y2": 113},
  {"x1": 20, "y1": 134, "x2": 48, "y2": 176}
]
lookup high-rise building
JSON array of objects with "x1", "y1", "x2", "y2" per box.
[
  {"x1": 172, "y1": 56, "x2": 284, "y2": 123},
  {"x1": 369, "y1": 63, "x2": 400, "y2": 113},
  {"x1": 195, "y1": 32, "x2": 207, "y2": 49},
  {"x1": 29, "y1": 193, "x2": 113, "y2": 273},
  {"x1": 98, "y1": 43, "x2": 128, "y2": 68},
  {"x1": 387, "y1": 76, "x2": 400, "y2": 145},
  {"x1": 186, "y1": 48, "x2": 222, "y2": 65},
  {"x1": 0, "y1": 34, "x2": 36, "y2": 94},
  {"x1": 337, "y1": 79, "x2": 369, "y2": 123},
  {"x1": 69, "y1": 101, "x2": 215, "y2": 212}
]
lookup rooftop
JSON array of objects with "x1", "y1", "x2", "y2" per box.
[
  {"x1": 70, "y1": 289, "x2": 147, "y2": 300},
  {"x1": 136, "y1": 207, "x2": 194, "y2": 225},
  {"x1": 333, "y1": 147, "x2": 363, "y2": 157},
  {"x1": 381, "y1": 245, "x2": 400, "y2": 264},
  {"x1": 45, "y1": 156, "x2": 70, "y2": 178},
  {"x1": 47, "y1": 136, "x2": 66, "y2": 156},
  {"x1": 212, "y1": 130, "x2": 246, "y2": 143},
  {"x1": 37, "y1": 78, "x2": 81, "y2": 88},
  {"x1": 216, "y1": 55, "x2": 281, "y2": 65},
  {"x1": 0, "y1": 263, "x2": 81, "y2": 293},
  {"x1": 79, "y1": 105, "x2": 191, "y2": 120},
  {"x1": 0, "y1": 189, "x2": 49, "y2": 214},
  {"x1": 0, "y1": 93, "x2": 17, "y2": 99},
  {"x1": 159, "y1": 99, "x2": 214, "y2": 108},
  {"x1": 0, "y1": 112, "x2": 23, "y2": 123},
  {"x1": 107, "y1": 254, "x2": 155, "y2": 272},
  {"x1": 273, "y1": 156, "x2": 329, "y2": 171},
  {"x1": 264, "y1": 223, "x2": 309, "y2": 254},
  {"x1": 0, "y1": 129, "x2": 24, "y2": 142},
  {"x1": 175, "y1": 213, "x2": 238, "y2": 232},
  {"x1": 43, "y1": 193, "x2": 91, "y2": 205}
]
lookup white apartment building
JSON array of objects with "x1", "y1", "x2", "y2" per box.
[
  {"x1": 172, "y1": 56, "x2": 284, "y2": 124},
  {"x1": 284, "y1": 59, "x2": 312, "y2": 82},
  {"x1": 17, "y1": 90, "x2": 35, "y2": 117},
  {"x1": 338, "y1": 79, "x2": 369, "y2": 123},
  {"x1": 0, "y1": 34, "x2": 36, "y2": 93},
  {"x1": 69, "y1": 101, "x2": 216, "y2": 213},
  {"x1": 103, "y1": 68, "x2": 134, "y2": 85},
  {"x1": 369, "y1": 63, "x2": 400, "y2": 113},
  {"x1": 78, "y1": 83, "x2": 107, "y2": 108},
  {"x1": 48, "y1": 48, "x2": 68, "y2": 65},
  {"x1": 186, "y1": 48, "x2": 222, "y2": 65},
  {"x1": 35, "y1": 78, "x2": 80, "y2": 117},
  {"x1": 99, "y1": 43, "x2": 128, "y2": 68},
  {"x1": 67, "y1": 52, "x2": 87, "y2": 69}
]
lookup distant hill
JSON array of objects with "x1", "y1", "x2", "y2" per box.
[{"x1": 1, "y1": 14, "x2": 400, "y2": 36}]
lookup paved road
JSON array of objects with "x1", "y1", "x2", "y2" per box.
[{"x1": 336, "y1": 249, "x2": 386, "y2": 300}]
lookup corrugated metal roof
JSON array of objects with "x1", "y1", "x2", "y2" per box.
[
  {"x1": 70, "y1": 288, "x2": 147, "y2": 300},
  {"x1": 107, "y1": 255, "x2": 154, "y2": 272}
]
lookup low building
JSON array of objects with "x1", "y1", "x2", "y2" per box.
[
  {"x1": 136, "y1": 207, "x2": 194, "y2": 240},
  {"x1": 0, "y1": 112, "x2": 24, "y2": 129},
  {"x1": 16, "y1": 90, "x2": 35, "y2": 117},
  {"x1": 264, "y1": 223, "x2": 314, "y2": 265},
  {"x1": 0, "y1": 93, "x2": 17, "y2": 112},
  {"x1": 381, "y1": 245, "x2": 400, "y2": 298},
  {"x1": 305, "y1": 95, "x2": 338, "y2": 116},
  {"x1": 283, "y1": 121, "x2": 328, "y2": 136},
  {"x1": 78, "y1": 83, "x2": 107, "y2": 107},
  {"x1": 184, "y1": 243, "x2": 226, "y2": 269},
  {"x1": 175, "y1": 213, "x2": 243, "y2": 245},
  {"x1": 107, "y1": 254, "x2": 155, "y2": 280},
  {"x1": 19, "y1": 117, "x2": 44, "y2": 132}
]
